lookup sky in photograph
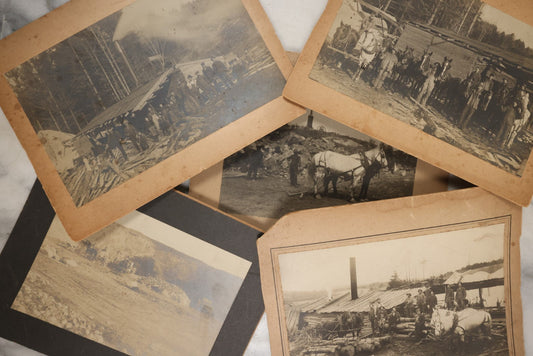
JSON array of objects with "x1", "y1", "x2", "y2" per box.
[
  {"x1": 278, "y1": 223, "x2": 505, "y2": 293},
  {"x1": 113, "y1": 0, "x2": 243, "y2": 42},
  {"x1": 292, "y1": 111, "x2": 375, "y2": 143},
  {"x1": 480, "y1": 4, "x2": 533, "y2": 49}
]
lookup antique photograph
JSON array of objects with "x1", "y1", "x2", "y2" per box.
[
  {"x1": 4, "y1": 0, "x2": 286, "y2": 207},
  {"x1": 309, "y1": 0, "x2": 533, "y2": 176},
  {"x1": 218, "y1": 110, "x2": 418, "y2": 219},
  {"x1": 11, "y1": 211, "x2": 251, "y2": 355},
  {"x1": 277, "y1": 223, "x2": 509, "y2": 355}
]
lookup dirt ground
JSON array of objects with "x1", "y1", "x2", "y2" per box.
[
  {"x1": 309, "y1": 64, "x2": 533, "y2": 176},
  {"x1": 219, "y1": 168, "x2": 415, "y2": 219},
  {"x1": 12, "y1": 247, "x2": 220, "y2": 356},
  {"x1": 373, "y1": 335, "x2": 509, "y2": 356}
]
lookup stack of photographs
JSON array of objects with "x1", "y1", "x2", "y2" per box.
[{"x1": 0, "y1": 0, "x2": 531, "y2": 355}]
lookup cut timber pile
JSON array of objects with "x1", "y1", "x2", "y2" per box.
[
  {"x1": 303, "y1": 336, "x2": 392, "y2": 355},
  {"x1": 395, "y1": 321, "x2": 416, "y2": 335}
]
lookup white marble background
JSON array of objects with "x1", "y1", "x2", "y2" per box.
[{"x1": 0, "y1": 0, "x2": 531, "y2": 355}]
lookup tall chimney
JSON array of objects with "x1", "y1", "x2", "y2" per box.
[{"x1": 350, "y1": 257, "x2": 358, "y2": 300}]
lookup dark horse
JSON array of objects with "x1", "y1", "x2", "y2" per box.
[
  {"x1": 327, "y1": 21, "x2": 360, "y2": 72},
  {"x1": 315, "y1": 312, "x2": 364, "y2": 340}
]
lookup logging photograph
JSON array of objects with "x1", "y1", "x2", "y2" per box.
[
  {"x1": 310, "y1": 0, "x2": 533, "y2": 176},
  {"x1": 278, "y1": 222, "x2": 509, "y2": 355},
  {"x1": 11, "y1": 212, "x2": 251, "y2": 356},
  {"x1": 4, "y1": 0, "x2": 285, "y2": 207},
  {"x1": 219, "y1": 110, "x2": 417, "y2": 219}
]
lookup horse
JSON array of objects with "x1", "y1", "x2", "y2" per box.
[
  {"x1": 431, "y1": 57, "x2": 454, "y2": 104},
  {"x1": 403, "y1": 49, "x2": 433, "y2": 97},
  {"x1": 328, "y1": 21, "x2": 360, "y2": 72},
  {"x1": 310, "y1": 145, "x2": 390, "y2": 202},
  {"x1": 340, "y1": 311, "x2": 364, "y2": 338},
  {"x1": 430, "y1": 308, "x2": 492, "y2": 342}
]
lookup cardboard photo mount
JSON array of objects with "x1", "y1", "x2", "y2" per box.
[
  {"x1": 283, "y1": 0, "x2": 533, "y2": 207},
  {"x1": 258, "y1": 187, "x2": 524, "y2": 355},
  {"x1": 189, "y1": 157, "x2": 449, "y2": 232},
  {"x1": 0, "y1": 181, "x2": 264, "y2": 356},
  {"x1": 0, "y1": 0, "x2": 306, "y2": 241}
]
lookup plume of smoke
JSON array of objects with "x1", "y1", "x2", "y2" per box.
[{"x1": 112, "y1": 0, "x2": 244, "y2": 44}]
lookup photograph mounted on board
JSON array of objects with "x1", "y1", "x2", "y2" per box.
[
  {"x1": 4, "y1": 0, "x2": 285, "y2": 207},
  {"x1": 258, "y1": 189, "x2": 524, "y2": 356},
  {"x1": 0, "y1": 0, "x2": 303, "y2": 240},
  {"x1": 11, "y1": 211, "x2": 251, "y2": 356},
  {"x1": 190, "y1": 109, "x2": 447, "y2": 231},
  {"x1": 283, "y1": 0, "x2": 533, "y2": 206}
]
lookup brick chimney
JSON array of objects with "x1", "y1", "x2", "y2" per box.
[{"x1": 350, "y1": 257, "x2": 358, "y2": 300}]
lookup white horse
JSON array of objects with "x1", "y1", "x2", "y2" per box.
[
  {"x1": 311, "y1": 145, "x2": 389, "y2": 201},
  {"x1": 430, "y1": 308, "x2": 492, "y2": 342}
]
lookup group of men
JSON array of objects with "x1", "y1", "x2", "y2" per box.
[
  {"x1": 459, "y1": 67, "x2": 531, "y2": 149},
  {"x1": 329, "y1": 14, "x2": 532, "y2": 150},
  {"x1": 403, "y1": 286, "x2": 438, "y2": 319},
  {"x1": 368, "y1": 299, "x2": 401, "y2": 336}
]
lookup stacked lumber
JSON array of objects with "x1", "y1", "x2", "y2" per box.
[{"x1": 302, "y1": 336, "x2": 392, "y2": 355}]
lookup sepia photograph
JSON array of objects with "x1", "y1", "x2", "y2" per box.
[
  {"x1": 10, "y1": 211, "x2": 251, "y2": 356},
  {"x1": 309, "y1": 0, "x2": 533, "y2": 177},
  {"x1": 277, "y1": 223, "x2": 509, "y2": 356},
  {"x1": 217, "y1": 110, "x2": 418, "y2": 219},
  {"x1": 4, "y1": 0, "x2": 286, "y2": 207}
]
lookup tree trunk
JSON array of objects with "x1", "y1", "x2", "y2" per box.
[{"x1": 67, "y1": 39, "x2": 106, "y2": 109}]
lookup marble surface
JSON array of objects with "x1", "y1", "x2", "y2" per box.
[{"x1": 0, "y1": 0, "x2": 531, "y2": 355}]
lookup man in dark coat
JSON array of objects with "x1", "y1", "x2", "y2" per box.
[
  {"x1": 288, "y1": 150, "x2": 301, "y2": 186},
  {"x1": 427, "y1": 290, "x2": 438, "y2": 315},
  {"x1": 455, "y1": 282, "x2": 467, "y2": 310},
  {"x1": 388, "y1": 307, "x2": 401, "y2": 334},
  {"x1": 359, "y1": 160, "x2": 381, "y2": 201},
  {"x1": 416, "y1": 289, "x2": 426, "y2": 314},
  {"x1": 105, "y1": 127, "x2": 128, "y2": 161},
  {"x1": 247, "y1": 146, "x2": 263, "y2": 180},
  {"x1": 445, "y1": 284, "x2": 455, "y2": 310}
]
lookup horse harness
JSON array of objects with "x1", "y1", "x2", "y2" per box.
[{"x1": 315, "y1": 151, "x2": 381, "y2": 177}]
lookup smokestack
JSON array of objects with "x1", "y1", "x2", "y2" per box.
[{"x1": 350, "y1": 257, "x2": 358, "y2": 300}]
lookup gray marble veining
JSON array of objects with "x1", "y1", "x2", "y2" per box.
[{"x1": 0, "y1": 1, "x2": 531, "y2": 355}]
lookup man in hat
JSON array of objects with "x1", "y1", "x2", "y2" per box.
[
  {"x1": 445, "y1": 284, "x2": 455, "y2": 310},
  {"x1": 289, "y1": 149, "x2": 301, "y2": 187},
  {"x1": 455, "y1": 282, "x2": 467, "y2": 310}
]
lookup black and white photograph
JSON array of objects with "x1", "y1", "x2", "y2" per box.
[
  {"x1": 310, "y1": 0, "x2": 533, "y2": 176},
  {"x1": 4, "y1": 0, "x2": 286, "y2": 207},
  {"x1": 219, "y1": 110, "x2": 417, "y2": 219},
  {"x1": 10, "y1": 211, "x2": 251, "y2": 356},
  {"x1": 277, "y1": 222, "x2": 508, "y2": 355}
]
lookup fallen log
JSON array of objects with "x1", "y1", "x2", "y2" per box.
[{"x1": 399, "y1": 317, "x2": 415, "y2": 323}]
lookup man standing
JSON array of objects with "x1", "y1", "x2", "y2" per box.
[
  {"x1": 416, "y1": 289, "x2": 426, "y2": 314},
  {"x1": 505, "y1": 84, "x2": 531, "y2": 148},
  {"x1": 388, "y1": 307, "x2": 401, "y2": 334},
  {"x1": 369, "y1": 301, "x2": 377, "y2": 335},
  {"x1": 359, "y1": 160, "x2": 381, "y2": 201},
  {"x1": 458, "y1": 82, "x2": 485, "y2": 130},
  {"x1": 417, "y1": 63, "x2": 438, "y2": 106},
  {"x1": 445, "y1": 285, "x2": 455, "y2": 310},
  {"x1": 123, "y1": 120, "x2": 142, "y2": 153},
  {"x1": 455, "y1": 282, "x2": 467, "y2": 310},
  {"x1": 373, "y1": 44, "x2": 397, "y2": 90},
  {"x1": 247, "y1": 146, "x2": 263, "y2": 180},
  {"x1": 404, "y1": 293, "x2": 414, "y2": 317},
  {"x1": 496, "y1": 101, "x2": 520, "y2": 146},
  {"x1": 427, "y1": 290, "x2": 438, "y2": 315},
  {"x1": 288, "y1": 150, "x2": 301, "y2": 187},
  {"x1": 353, "y1": 20, "x2": 379, "y2": 81}
]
